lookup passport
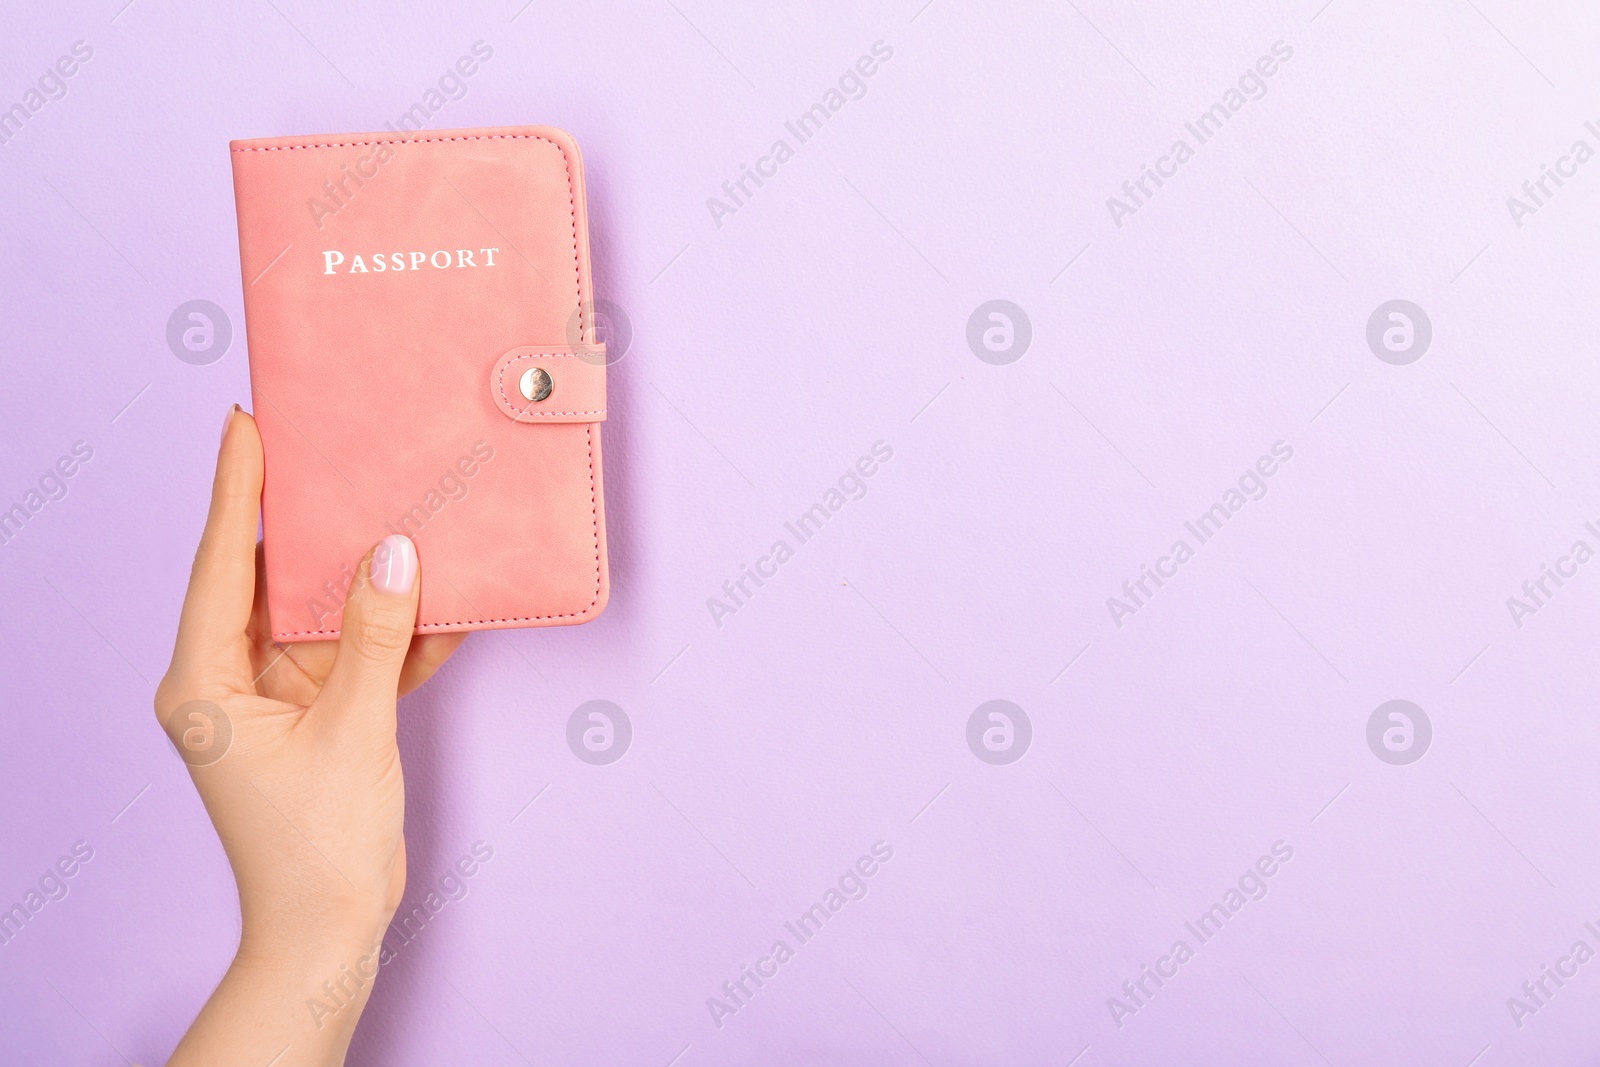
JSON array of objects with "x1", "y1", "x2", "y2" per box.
[{"x1": 230, "y1": 125, "x2": 610, "y2": 641}]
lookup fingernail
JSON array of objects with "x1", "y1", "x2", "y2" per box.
[
  {"x1": 371, "y1": 535, "x2": 418, "y2": 596},
  {"x1": 221, "y1": 404, "x2": 237, "y2": 444}
]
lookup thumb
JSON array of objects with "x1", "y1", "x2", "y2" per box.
[{"x1": 321, "y1": 535, "x2": 421, "y2": 716}]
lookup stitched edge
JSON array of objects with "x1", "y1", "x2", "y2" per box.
[
  {"x1": 256, "y1": 131, "x2": 604, "y2": 637},
  {"x1": 233, "y1": 134, "x2": 568, "y2": 151},
  {"x1": 494, "y1": 352, "x2": 607, "y2": 419}
]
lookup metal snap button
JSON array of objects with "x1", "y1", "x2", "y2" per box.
[{"x1": 519, "y1": 366, "x2": 553, "y2": 402}]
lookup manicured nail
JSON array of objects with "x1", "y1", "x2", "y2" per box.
[
  {"x1": 221, "y1": 404, "x2": 238, "y2": 444},
  {"x1": 371, "y1": 534, "x2": 418, "y2": 596}
]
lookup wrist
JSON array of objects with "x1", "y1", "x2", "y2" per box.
[
  {"x1": 233, "y1": 924, "x2": 388, "y2": 1038},
  {"x1": 239, "y1": 887, "x2": 394, "y2": 956},
  {"x1": 237, "y1": 908, "x2": 390, "y2": 975},
  {"x1": 170, "y1": 921, "x2": 389, "y2": 1066}
]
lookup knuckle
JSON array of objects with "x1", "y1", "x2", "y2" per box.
[
  {"x1": 347, "y1": 612, "x2": 412, "y2": 662},
  {"x1": 153, "y1": 673, "x2": 197, "y2": 724},
  {"x1": 153, "y1": 678, "x2": 176, "y2": 724}
]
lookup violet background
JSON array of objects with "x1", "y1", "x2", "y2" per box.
[{"x1": 5, "y1": 0, "x2": 1600, "y2": 1064}]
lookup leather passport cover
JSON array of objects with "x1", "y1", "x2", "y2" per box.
[{"x1": 230, "y1": 125, "x2": 609, "y2": 642}]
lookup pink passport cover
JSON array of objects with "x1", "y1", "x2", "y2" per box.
[{"x1": 230, "y1": 125, "x2": 609, "y2": 641}]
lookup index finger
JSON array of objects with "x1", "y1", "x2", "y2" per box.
[{"x1": 171, "y1": 406, "x2": 264, "y2": 669}]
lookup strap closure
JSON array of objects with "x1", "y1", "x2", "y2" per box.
[{"x1": 490, "y1": 345, "x2": 607, "y2": 423}]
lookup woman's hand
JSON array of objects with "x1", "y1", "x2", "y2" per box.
[{"x1": 158, "y1": 406, "x2": 464, "y2": 1066}]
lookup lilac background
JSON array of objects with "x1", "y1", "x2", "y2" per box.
[{"x1": 4, "y1": 0, "x2": 1600, "y2": 1063}]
